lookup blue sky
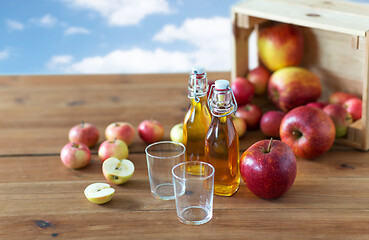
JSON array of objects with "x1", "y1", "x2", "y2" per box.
[{"x1": 0, "y1": 0, "x2": 239, "y2": 74}]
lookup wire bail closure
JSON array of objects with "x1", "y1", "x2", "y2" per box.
[
  {"x1": 207, "y1": 84, "x2": 238, "y2": 117},
  {"x1": 188, "y1": 71, "x2": 208, "y2": 103}
]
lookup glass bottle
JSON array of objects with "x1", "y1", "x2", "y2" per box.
[
  {"x1": 205, "y1": 79, "x2": 240, "y2": 196},
  {"x1": 183, "y1": 67, "x2": 211, "y2": 163}
]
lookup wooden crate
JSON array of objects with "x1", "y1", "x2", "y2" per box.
[{"x1": 231, "y1": 0, "x2": 369, "y2": 150}]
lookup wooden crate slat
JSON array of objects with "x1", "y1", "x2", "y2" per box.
[{"x1": 233, "y1": 0, "x2": 369, "y2": 36}]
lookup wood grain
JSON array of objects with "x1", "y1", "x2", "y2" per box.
[{"x1": 1, "y1": 73, "x2": 369, "y2": 239}]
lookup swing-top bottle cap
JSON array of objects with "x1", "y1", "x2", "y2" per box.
[
  {"x1": 191, "y1": 66, "x2": 205, "y2": 75},
  {"x1": 214, "y1": 79, "x2": 229, "y2": 90}
]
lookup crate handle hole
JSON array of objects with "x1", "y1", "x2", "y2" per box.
[{"x1": 306, "y1": 13, "x2": 321, "y2": 17}]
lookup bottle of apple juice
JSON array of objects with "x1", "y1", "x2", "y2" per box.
[
  {"x1": 183, "y1": 67, "x2": 211, "y2": 164},
  {"x1": 205, "y1": 79, "x2": 240, "y2": 196}
]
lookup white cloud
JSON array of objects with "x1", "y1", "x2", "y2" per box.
[
  {"x1": 65, "y1": 27, "x2": 90, "y2": 35},
  {"x1": 6, "y1": 20, "x2": 24, "y2": 31},
  {"x1": 48, "y1": 16, "x2": 232, "y2": 73},
  {"x1": 154, "y1": 17, "x2": 231, "y2": 51},
  {"x1": 30, "y1": 14, "x2": 58, "y2": 27},
  {"x1": 61, "y1": 0, "x2": 171, "y2": 26},
  {"x1": 52, "y1": 48, "x2": 191, "y2": 73},
  {"x1": 0, "y1": 50, "x2": 9, "y2": 60},
  {"x1": 47, "y1": 55, "x2": 74, "y2": 70}
]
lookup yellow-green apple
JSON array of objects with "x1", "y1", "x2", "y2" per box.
[
  {"x1": 68, "y1": 121, "x2": 100, "y2": 147},
  {"x1": 268, "y1": 67, "x2": 321, "y2": 112},
  {"x1": 343, "y1": 98, "x2": 362, "y2": 121},
  {"x1": 240, "y1": 139, "x2": 297, "y2": 199},
  {"x1": 170, "y1": 123, "x2": 184, "y2": 144},
  {"x1": 323, "y1": 104, "x2": 353, "y2": 138},
  {"x1": 231, "y1": 77, "x2": 254, "y2": 107},
  {"x1": 60, "y1": 142, "x2": 91, "y2": 169},
  {"x1": 260, "y1": 111, "x2": 285, "y2": 138},
  {"x1": 258, "y1": 24, "x2": 304, "y2": 71},
  {"x1": 84, "y1": 183, "x2": 115, "y2": 204},
  {"x1": 306, "y1": 102, "x2": 328, "y2": 109},
  {"x1": 138, "y1": 120, "x2": 164, "y2": 144},
  {"x1": 235, "y1": 103, "x2": 262, "y2": 130},
  {"x1": 105, "y1": 122, "x2": 135, "y2": 146},
  {"x1": 102, "y1": 157, "x2": 135, "y2": 185},
  {"x1": 329, "y1": 92, "x2": 356, "y2": 105},
  {"x1": 98, "y1": 139, "x2": 129, "y2": 162},
  {"x1": 280, "y1": 106, "x2": 335, "y2": 159},
  {"x1": 247, "y1": 66, "x2": 270, "y2": 95},
  {"x1": 232, "y1": 116, "x2": 247, "y2": 138}
]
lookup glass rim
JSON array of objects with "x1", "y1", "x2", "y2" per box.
[
  {"x1": 145, "y1": 141, "x2": 186, "y2": 159},
  {"x1": 172, "y1": 161, "x2": 215, "y2": 181}
]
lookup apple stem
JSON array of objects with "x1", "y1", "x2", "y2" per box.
[
  {"x1": 267, "y1": 138, "x2": 273, "y2": 153},
  {"x1": 81, "y1": 120, "x2": 85, "y2": 127},
  {"x1": 72, "y1": 142, "x2": 78, "y2": 148}
]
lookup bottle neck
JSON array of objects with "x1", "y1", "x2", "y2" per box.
[
  {"x1": 208, "y1": 87, "x2": 237, "y2": 117},
  {"x1": 188, "y1": 73, "x2": 208, "y2": 101}
]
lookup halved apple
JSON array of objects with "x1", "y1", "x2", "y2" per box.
[
  {"x1": 84, "y1": 183, "x2": 115, "y2": 204},
  {"x1": 102, "y1": 157, "x2": 135, "y2": 185}
]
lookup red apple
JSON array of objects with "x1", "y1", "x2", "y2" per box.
[
  {"x1": 323, "y1": 104, "x2": 353, "y2": 138},
  {"x1": 240, "y1": 139, "x2": 297, "y2": 199},
  {"x1": 280, "y1": 106, "x2": 335, "y2": 159},
  {"x1": 235, "y1": 103, "x2": 262, "y2": 130},
  {"x1": 60, "y1": 142, "x2": 91, "y2": 169},
  {"x1": 231, "y1": 77, "x2": 254, "y2": 107},
  {"x1": 247, "y1": 66, "x2": 270, "y2": 95},
  {"x1": 260, "y1": 111, "x2": 285, "y2": 138},
  {"x1": 98, "y1": 139, "x2": 129, "y2": 162},
  {"x1": 343, "y1": 98, "x2": 362, "y2": 121},
  {"x1": 207, "y1": 80, "x2": 215, "y2": 97},
  {"x1": 305, "y1": 102, "x2": 328, "y2": 109},
  {"x1": 329, "y1": 92, "x2": 357, "y2": 105},
  {"x1": 105, "y1": 122, "x2": 135, "y2": 146},
  {"x1": 232, "y1": 116, "x2": 247, "y2": 138},
  {"x1": 258, "y1": 24, "x2": 304, "y2": 72},
  {"x1": 268, "y1": 67, "x2": 321, "y2": 112},
  {"x1": 138, "y1": 120, "x2": 164, "y2": 144},
  {"x1": 68, "y1": 121, "x2": 100, "y2": 147}
]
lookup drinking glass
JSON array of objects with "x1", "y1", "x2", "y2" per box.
[
  {"x1": 145, "y1": 141, "x2": 185, "y2": 200},
  {"x1": 172, "y1": 161, "x2": 215, "y2": 225}
]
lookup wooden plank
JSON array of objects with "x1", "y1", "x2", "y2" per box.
[
  {"x1": 232, "y1": 0, "x2": 369, "y2": 36},
  {"x1": 232, "y1": 12, "x2": 254, "y2": 81},
  {"x1": 1, "y1": 209, "x2": 369, "y2": 240},
  {"x1": 362, "y1": 32, "x2": 369, "y2": 150},
  {"x1": 0, "y1": 73, "x2": 230, "y2": 155},
  {"x1": 301, "y1": 28, "x2": 364, "y2": 99}
]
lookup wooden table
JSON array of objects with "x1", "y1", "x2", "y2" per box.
[{"x1": 1, "y1": 73, "x2": 369, "y2": 239}]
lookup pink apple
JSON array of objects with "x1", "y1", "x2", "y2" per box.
[
  {"x1": 60, "y1": 142, "x2": 91, "y2": 169},
  {"x1": 138, "y1": 120, "x2": 164, "y2": 144},
  {"x1": 306, "y1": 102, "x2": 328, "y2": 109},
  {"x1": 247, "y1": 66, "x2": 270, "y2": 95},
  {"x1": 323, "y1": 104, "x2": 353, "y2": 138},
  {"x1": 258, "y1": 24, "x2": 304, "y2": 71},
  {"x1": 232, "y1": 116, "x2": 247, "y2": 138},
  {"x1": 68, "y1": 121, "x2": 100, "y2": 148},
  {"x1": 280, "y1": 106, "x2": 335, "y2": 159},
  {"x1": 240, "y1": 139, "x2": 297, "y2": 199},
  {"x1": 343, "y1": 98, "x2": 362, "y2": 121},
  {"x1": 231, "y1": 77, "x2": 254, "y2": 107},
  {"x1": 235, "y1": 103, "x2": 262, "y2": 130},
  {"x1": 98, "y1": 139, "x2": 129, "y2": 162},
  {"x1": 329, "y1": 92, "x2": 357, "y2": 105},
  {"x1": 105, "y1": 122, "x2": 136, "y2": 146},
  {"x1": 260, "y1": 111, "x2": 285, "y2": 138}
]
